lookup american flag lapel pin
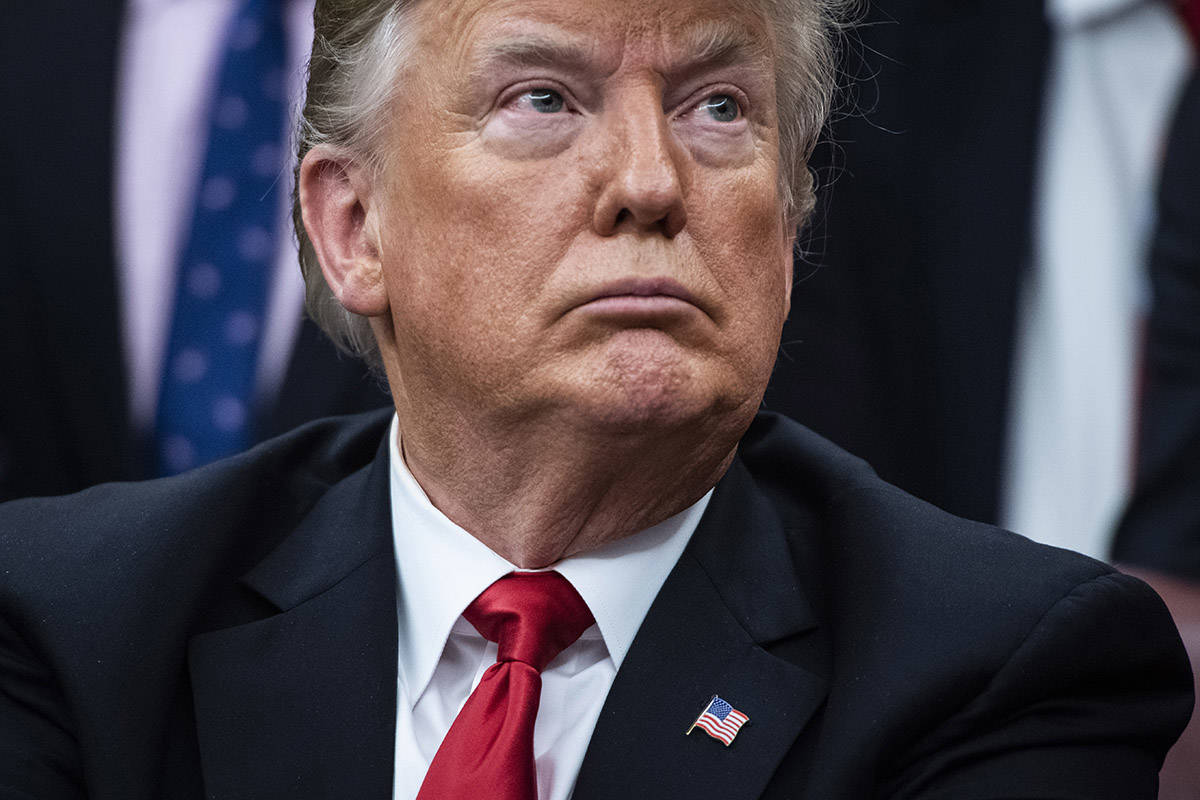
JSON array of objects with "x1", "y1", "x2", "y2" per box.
[{"x1": 686, "y1": 694, "x2": 749, "y2": 746}]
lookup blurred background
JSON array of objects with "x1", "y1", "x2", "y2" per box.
[
  {"x1": 2, "y1": 0, "x2": 1197, "y2": 794},
  {"x1": 0, "y1": 0, "x2": 387, "y2": 503}
]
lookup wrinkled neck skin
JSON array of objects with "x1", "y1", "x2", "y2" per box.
[
  {"x1": 381, "y1": 348, "x2": 752, "y2": 569},
  {"x1": 405, "y1": 419, "x2": 739, "y2": 569}
]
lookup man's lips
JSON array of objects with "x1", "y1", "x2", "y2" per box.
[{"x1": 570, "y1": 278, "x2": 704, "y2": 317}]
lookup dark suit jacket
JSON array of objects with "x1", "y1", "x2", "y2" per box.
[
  {"x1": 0, "y1": 0, "x2": 388, "y2": 501},
  {"x1": 764, "y1": 0, "x2": 1050, "y2": 525},
  {"x1": 0, "y1": 411, "x2": 1191, "y2": 799}
]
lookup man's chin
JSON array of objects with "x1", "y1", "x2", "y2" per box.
[
  {"x1": 564, "y1": 379, "x2": 755, "y2": 440},
  {"x1": 546, "y1": 337, "x2": 760, "y2": 433}
]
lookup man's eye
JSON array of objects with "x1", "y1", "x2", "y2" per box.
[
  {"x1": 525, "y1": 88, "x2": 565, "y2": 113},
  {"x1": 698, "y1": 94, "x2": 740, "y2": 122}
]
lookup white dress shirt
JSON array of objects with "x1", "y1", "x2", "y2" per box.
[
  {"x1": 1003, "y1": 0, "x2": 1191, "y2": 556},
  {"x1": 386, "y1": 417, "x2": 711, "y2": 800},
  {"x1": 114, "y1": 0, "x2": 315, "y2": 433}
]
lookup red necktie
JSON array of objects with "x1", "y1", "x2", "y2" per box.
[{"x1": 416, "y1": 571, "x2": 594, "y2": 800}]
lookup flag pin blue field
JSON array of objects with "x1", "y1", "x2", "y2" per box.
[{"x1": 687, "y1": 695, "x2": 749, "y2": 746}]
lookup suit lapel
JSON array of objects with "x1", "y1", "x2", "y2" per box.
[
  {"x1": 185, "y1": 429, "x2": 825, "y2": 798},
  {"x1": 188, "y1": 436, "x2": 398, "y2": 799},
  {"x1": 574, "y1": 459, "x2": 827, "y2": 800}
]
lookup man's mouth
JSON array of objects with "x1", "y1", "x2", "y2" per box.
[{"x1": 573, "y1": 278, "x2": 702, "y2": 317}]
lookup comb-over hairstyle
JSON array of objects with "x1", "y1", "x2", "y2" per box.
[{"x1": 292, "y1": 0, "x2": 854, "y2": 370}]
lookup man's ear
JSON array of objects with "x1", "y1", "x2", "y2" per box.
[{"x1": 298, "y1": 146, "x2": 389, "y2": 317}]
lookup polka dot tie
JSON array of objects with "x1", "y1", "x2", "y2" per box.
[
  {"x1": 155, "y1": 0, "x2": 286, "y2": 475},
  {"x1": 416, "y1": 572, "x2": 595, "y2": 800}
]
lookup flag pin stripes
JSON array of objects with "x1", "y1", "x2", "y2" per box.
[{"x1": 687, "y1": 695, "x2": 749, "y2": 746}]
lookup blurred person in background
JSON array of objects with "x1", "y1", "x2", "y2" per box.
[
  {"x1": 0, "y1": 0, "x2": 388, "y2": 501},
  {"x1": 765, "y1": 0, "x2": 1194, "y2": 557},
  {"x1": 761, "y1": 0, "x2": 1198, "y2": 794}
]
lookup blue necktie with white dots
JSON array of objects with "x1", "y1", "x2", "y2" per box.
[{"x1": 156, "y1": 0, "x2": 287, "y2": 475}]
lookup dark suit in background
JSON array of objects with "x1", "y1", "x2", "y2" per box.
[
  {"x1": 0, "y1": 411, "x2": 1191, "y2": 798},
  {"x1": 1113, "y1": 69, "x2": 1200, "y2": 580},
  {"x1": 762, "y1": 11, "x2": 1200, "y2": 789},
  {"x1": 0, "y1": 0, "x2": 388, "y2": 501},
  {"x1": 764, "y1": 0, "x2": 1050, "y2": 527}
]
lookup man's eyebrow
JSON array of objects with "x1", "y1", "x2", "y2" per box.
[
  {"x1": 469, "y1": 33, "x2": 597, "y2": 81},
  {"x1": 666, "y1": 21, "x2": 771, "y2": 78},
  {"x1": 467, "y1": 22, "x2": 768, "y2": 85}
]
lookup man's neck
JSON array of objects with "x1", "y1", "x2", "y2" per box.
[{"x1": 394, "y1": 405, "x2": 745, "y2": 568}]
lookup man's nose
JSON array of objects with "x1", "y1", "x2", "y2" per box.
[{"x1": 591, "y1": 96, "x2": 688, "y2": 238}]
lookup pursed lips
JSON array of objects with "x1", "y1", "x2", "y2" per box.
[{"x1": 570, "y1": 277, "x2": 706, "y2": 319}]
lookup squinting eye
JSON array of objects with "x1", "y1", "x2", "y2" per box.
[
  {"x1": 699, "y1": 94, "x2": 740, "y2": 122},
  {"x1": 526, "y1": 88, "x2": 565, "y2": 113}
]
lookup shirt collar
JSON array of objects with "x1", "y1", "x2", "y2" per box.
[{"x1": 387, "y1": 415, "x2": 710, "y2": 709}]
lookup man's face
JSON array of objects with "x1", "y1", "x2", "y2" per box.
[{"x1": 371, "y1": 0, "x2": 794, "y2": 435}]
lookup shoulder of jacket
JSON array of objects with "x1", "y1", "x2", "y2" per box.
[{"x1": 0, "y1": 409, "x2": 392, "y2": 617}]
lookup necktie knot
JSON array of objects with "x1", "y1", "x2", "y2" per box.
[
  {"x1": 418, "y1": 571, "x2": 592, "y2": 800},
  {"x1": 463, "y1": 571, "x2": 594, "y2": 672}
]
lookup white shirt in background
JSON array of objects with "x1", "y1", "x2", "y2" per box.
[{"x1": 1003, "y1": 0, "x2": 1192, "y2": 557}]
